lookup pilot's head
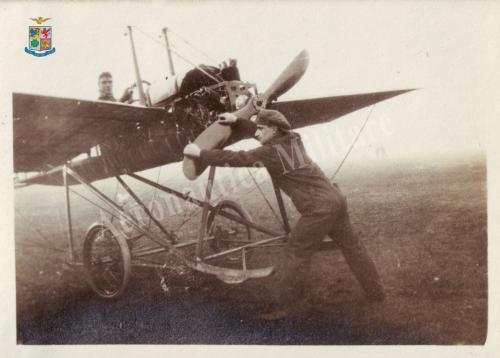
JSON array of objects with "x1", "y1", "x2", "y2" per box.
[
  {"x1": 98, "y1": 72, "x2": 113, "y2": 97},
  {"x1": 254, "y1": 109, "x2": 291, "y2": 144}
]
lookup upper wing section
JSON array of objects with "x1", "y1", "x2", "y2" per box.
[
  {"x1": 269, "y1": 89, "x2": 414, "y2": 129},
  {"x1": 13, "y1": 93, "x2": 168, "y2": 172}
]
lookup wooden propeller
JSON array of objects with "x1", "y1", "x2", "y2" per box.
[{"x1": 183, "y1": 50, "x2": 310, "y2": 180}]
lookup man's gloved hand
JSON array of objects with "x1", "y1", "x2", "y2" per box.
[
  {"x1": 119, "y1": 84, "x2": 135, "y2": 103},
  {"x1": 183, "y1": 143, "x2": 201, "y2": 158},
  {"x1": 217, "y1": 112, "x2": 238, "y2": 125}
]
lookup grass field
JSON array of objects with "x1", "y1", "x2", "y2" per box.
[{"x1": 14, "y1": 153, "x2": 487, "y2": 344}]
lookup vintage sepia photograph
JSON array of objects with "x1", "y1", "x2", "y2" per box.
[{"x1": 1, "y1": 0, "x2": 498, "y2": 351}]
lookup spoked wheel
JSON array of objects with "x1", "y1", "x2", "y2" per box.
[
  {"x1": 82, "y1": 224, "x2": 131, "y2": 299},
  {"x1": 204, "y1": 200, "x2": 255, "y2": 266}
]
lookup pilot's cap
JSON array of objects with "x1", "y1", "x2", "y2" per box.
[{"x1": 256, "y1": 109, "x2": 291, "y2": 131}]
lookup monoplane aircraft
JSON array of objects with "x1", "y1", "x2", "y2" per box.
[{"x1": 13, "y1": 27, "x2": 413, "y2": 298}]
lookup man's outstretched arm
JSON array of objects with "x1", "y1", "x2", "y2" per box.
[{"x1": 199, "y1": 146, "x2": 271, "y2": 168}]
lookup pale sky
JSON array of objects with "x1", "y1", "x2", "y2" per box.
[{"x1": 2, "y1": 1, "x2": 499, "y2": 162}]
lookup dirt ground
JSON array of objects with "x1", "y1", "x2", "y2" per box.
[{"x1": 14, "y1": 154, "x2": 487, "y2": 344}]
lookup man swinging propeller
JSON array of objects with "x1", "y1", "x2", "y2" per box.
[{"x1": 183, "y1": 109, "x2": 385, "y2": 320}]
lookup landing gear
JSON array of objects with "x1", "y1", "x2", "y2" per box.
[{"x1": 64, "y1": 166, "x2": 283, "y2": 294}]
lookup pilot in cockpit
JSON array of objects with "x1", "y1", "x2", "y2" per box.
[{"x1": 97, "y1": 71, "x2": 134, "y2": 103}]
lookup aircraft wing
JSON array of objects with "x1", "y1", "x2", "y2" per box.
[
  {"x1": 269, "y1": 89, "x2": 414, "y2": 129},
  {"x1": 13, "y1": 93, "x2": 168, "y2": 173}
]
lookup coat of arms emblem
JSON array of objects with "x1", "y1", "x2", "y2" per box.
[{"x1": 25, "y1": 17, "x2": 56, "y2": 57}]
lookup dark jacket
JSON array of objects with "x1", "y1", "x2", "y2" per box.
[
  {"x1": 200, "y1": 119, "x2": 340, "y2": 215},
  {"x1": 98, "y1": 89, "x2": 132, "y2": 103},
  {"x1": 98, "y1": 94, "x2": 117, "y2": 102}
]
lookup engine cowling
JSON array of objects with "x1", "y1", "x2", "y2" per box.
[{"x1": 147, "y1": 71, "x2": 188, "y2": 107}]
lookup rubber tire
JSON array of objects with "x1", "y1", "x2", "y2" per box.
[
  {"x1": 82, "y1": 223, "x2": 131, "y2": 299},
  {"x1": 206, "y1": 200, "x2": 254, "y2": 261}
]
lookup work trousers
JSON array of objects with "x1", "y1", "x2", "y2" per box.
[{"x1": 278, "y1": 191, "x2": 384, "y2": 304}]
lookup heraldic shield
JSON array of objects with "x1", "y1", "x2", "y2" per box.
[{"x1": 25, "y1": 25, "x2": 56, "y2": 57}]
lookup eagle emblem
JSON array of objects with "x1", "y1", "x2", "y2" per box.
[{"x1": 30, "y1": 17, "x2": 51, "y2": 24}]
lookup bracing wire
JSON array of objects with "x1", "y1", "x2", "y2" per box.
[
  {"x1": 68, "y1": 186, "x2": 148, "y2": 232},
  {"x1": 132, "y1": 26, "x2": 223, "y2": 83},
  {"x1": 14, "y1": 208, "x2": 66, "y2": 253},
  {"x1": 329, "y1": 104, "x2": 376, "y2": 181},
  {"x1": 167, "y1": 28, "x2": 219, "y2": 65}
]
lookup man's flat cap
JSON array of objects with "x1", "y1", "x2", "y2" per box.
[{"x1": 256, "y1": 109, "x2": 291, "y2": 131}]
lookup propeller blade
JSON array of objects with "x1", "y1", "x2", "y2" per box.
[
  {"x1": 231, "y1": 50, "x2": 311, "y2": 119},
  {"x1": 261, "y1": 49, "x2": 309, "y2": 103}
]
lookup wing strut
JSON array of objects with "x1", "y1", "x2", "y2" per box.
[
  {"x1": 162, "y1": 27, "x2": 176, "y2": 76},
  {"x1": 126, "y1": 25, "x2": 147, "y2": 105}
]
